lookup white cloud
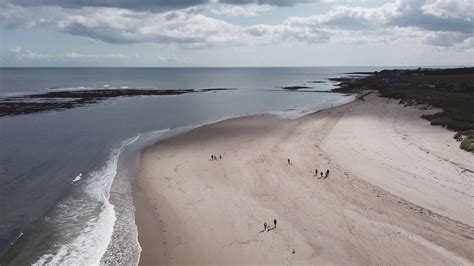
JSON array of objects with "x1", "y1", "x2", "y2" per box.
[
  {"x1": 63, "y1": 52, "x2": 129, "y2": 60},
  {"x1": 6, "y1": 47, "x2": 131, "y2": 61},
  {"x1": 42, "y1": 7, "x2": 249, "y2": 47},
  {"x1": 7, "y1": 46, "x2": 51, "y2": 60},
  {"x1": 210, "y1": 3, "x2": 272, "y2": 17},
  {"x1": 425, "y1": 31, "x2": 474, "y2": 49},
  {"x1": 156, "y1": 53, "x2": 187, "y2": 64},
  {"x1": 246, "y1": 23, "x2": 331, "y2": 44},
  {"x1": 277, "y1": 0, "x2": 473, "y2": 47},
  {"x1": 310, "y1": 1, "x2": 403, "y2": 28},
  {"x1": 2, "y1": 0, "x2": 473, "y2": 52},
  {"x1": 421, "y1": 0, "x2": 474, "y2": 21}
]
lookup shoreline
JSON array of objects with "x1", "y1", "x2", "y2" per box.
[{"x1": 133, "y1": 92, "x2": 474, "y2": 265}]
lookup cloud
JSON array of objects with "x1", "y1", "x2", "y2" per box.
[
  {"x1": 7, "y1": 46, "x2": 50, "y2": 60},
  {"x1": 421, "y1": 0, "x2": 474, "y2": 21},
  {"x1": 210, "y1": 3, "x2": 272, "y2": 17},
  {"x1": 63, "y1": 52, "x2": 130, "y2": 60},
  {"x1": 319, "y1": 2, "x2": 403, "y2": 29},
  {"x1": 217, "y1": 0, "x2": 318, "y2": 6},
  {"x1": 0, "y1": 2, "x2": 33, "y2": 29},
  {"x1": 246, "y1": 23, "x2": 331, "y2": 44},
  {"x1": 41, "y1": 7, "x2": 249, "y2": 46},
  {"x1": 425, "y1": 31, "x2": 473, "y2": 48},
  {"x1": 28, "y1": 6, "x2": 333, "y2": 46},
  {"x1": 5, "y1": 46, "x2": 131, "y2": 61},
  {"x1": 157, "y1": 55, "x2": 181, "y2": 64},
  {"x1": 278, "y1": 0, "x2": 474, "y2": 47},
  {"x1": 6, "y1": 0, "x2": 209, "y2": 11},
  {"x1": 282, "y1": 0, "x2": 473, "y2": 33},
  {"x1": 1, "y1": 0, "x2": 473, "y2": 50},
  {"x1": 2, "y1": 0, "x2": 321, "y2": 11},
  {"x1": 386, "y1": 0, "x2": 473, "y2": 34}
]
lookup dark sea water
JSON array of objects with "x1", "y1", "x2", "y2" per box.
[{"x1": 0, "y1": 67, "x2": 384, "y2": 265}]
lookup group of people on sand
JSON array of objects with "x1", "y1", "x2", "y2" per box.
[
  {"x1": 210, "y1": 154, "x2": 222, "y2": 160},
  {"x1": 314, "y1": 169, "x2": 330, "y2": 179},
  {"x1": 260, "y1": 219, "x2": 277, "y2": 233},
  {"x1": 287, "y1": 158, "x2": 330, "y2": 179}
]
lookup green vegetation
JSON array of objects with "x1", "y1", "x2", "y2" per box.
[
  {"x1": 460, "y1": 136, "x2": 474, "y2": 152},
  {"x1": 456, "y1": 130, "x2": 474, "y2": 152},
  {"x1": 332, "y1": 68, "x2": 474, "y2": 153}
]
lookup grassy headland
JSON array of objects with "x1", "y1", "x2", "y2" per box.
[{"x1": 332, "y1": 67, "x2": 474, "y2": 152}]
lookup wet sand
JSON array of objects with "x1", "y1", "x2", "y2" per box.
[{"x1": 134, "y1": 92, "x2": 474, "y2": 265}]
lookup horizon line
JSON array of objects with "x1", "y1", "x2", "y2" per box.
[{"x1": 1, "y1": 65, "x2": 472, "y2": 68}]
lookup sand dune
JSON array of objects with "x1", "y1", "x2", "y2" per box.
[{"x1": 135, "y1": 92, "x2": 474, "y2": 265}]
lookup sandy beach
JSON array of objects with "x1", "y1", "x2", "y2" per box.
[{"x1": 134, "y1": 92, "x2": 474, "y2": 265}]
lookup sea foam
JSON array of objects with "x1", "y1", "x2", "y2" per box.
[
  {"x1": 101, "y1": 128, "x2": 170, "y2": 265},
  {"x1": 72, "y1": 173, "x2": 82, "y2": 183},
  {"x1": 33, "y1": 135, "x2": 140, "y2": 266}
]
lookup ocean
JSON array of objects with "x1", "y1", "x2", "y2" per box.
[{"x1": 0, "y1": 67, "x2": 384, "y2": 264}]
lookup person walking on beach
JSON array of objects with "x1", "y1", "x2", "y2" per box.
[
  {"x1": 267, "y1": 219, "x2": 278, "y2": 232},
  {"x1": 288, "y1": 158, "x2": 291, "y2": 165},
  {"x1": 325, "y1": 169, "x2": 330, "y2": 178},
  {"x1": 314, "y1": 169, "x2": 318, "y2": 176},
  {"x1": 219, "y1": 155, "x2": 222, "y2": 160},
  {"x1": 320, "y1": 172, "x2": 324, "y2": 178},
  {"x1": 260, "y1": 222, "x2": 268, "y2": 233},
  {"x1": 211, "y1": 155, "x2": 214, "y2": 160}
]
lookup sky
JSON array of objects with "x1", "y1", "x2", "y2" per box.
[{"x1": 0, "y1": 0, "x2": 473, "y2": 67}]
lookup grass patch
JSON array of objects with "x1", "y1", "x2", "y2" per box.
[
  {"x1": 460, "y1": 136, "x2": 474, "y2": 152},
  {"x1": 455, "y1": 130, "x2": 474, "y2": 153}
]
